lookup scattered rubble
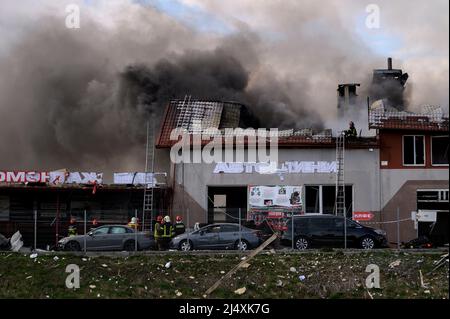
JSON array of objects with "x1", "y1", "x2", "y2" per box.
[
  {"x1": 234, "y1": 287, "x2": 246, "y2": 295},
  {"x1": 389, "y1": 260, "x2": 401, "y2": 268}
]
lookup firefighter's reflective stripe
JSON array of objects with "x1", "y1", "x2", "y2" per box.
[
  {"x1": 154, "y1": 223, "x2": 161, "y2": 238},
  {"x1": 161, "y1": 224, "x2": 174, "y2": 238}
]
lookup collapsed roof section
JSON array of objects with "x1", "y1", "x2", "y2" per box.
[
  {"x1": 156, "y1": 99, "x2": 378, "y2": 148},
  {"x1": 369, "y1": 102, "x2": 449, "y2": 131}
]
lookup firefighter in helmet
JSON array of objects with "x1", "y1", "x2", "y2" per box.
[
  {"x1": 68, "y1": 216, "x2": 78, "y2": 237},
  {"x1": 174, "y1": 215, "x2": 186, "y2": 236},
  {"x1": 154, "y1": 215, "x2": 164, "y2": 250}
]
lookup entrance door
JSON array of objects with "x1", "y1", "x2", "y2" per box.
[{"x1": 208, "y1": 187, "x2": 247, "y2": 224}]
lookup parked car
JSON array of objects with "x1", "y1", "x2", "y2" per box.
[
  {"x1": 281, "y1": 214, "x2": 388, "y2": 249},
  {"x1": 170, "y1": 223, "x2": 262, "y2": 251},
  {"x1": 57, "y1": 225, "x2": 155, "y2": 251}
]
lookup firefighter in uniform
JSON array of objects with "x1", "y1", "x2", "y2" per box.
[
  {"x1": 174, "y1": 215, "x2": 186, "y2": 235},
  {"x1": 68, "y1": 216, "x2": 78, "y2": 237},
  {"x1": 154, "y1": 215, "x2": 164, "y2": 250},
  {"x1": 160, "y1": 215, "x2": 175, "y2": 250},
  {"x1": 127, "y1": 217, "x2": 139, "y2": 230},
  {"x1": 345, "y1": 121, "x2": 357, "y2": 138}
]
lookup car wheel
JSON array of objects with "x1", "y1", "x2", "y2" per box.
[
  {"x1": 235, "y1": 239, "x2": 250, "y2": 251},
  {"x1": 179, "y1": 240, "x2": 193, "y2": 251},
  {"x1": 65, "y1": 241, "x2": 81, "y2": 251},
  {"x1": 360, "y1": 236, "x2": 376, "y2": 249},
  {"x1": 123, "y1": 240, "x2": 138, "y2": 251},
  {"x1": 295, "y1": 237, "x2": 310, "y2": 250}
]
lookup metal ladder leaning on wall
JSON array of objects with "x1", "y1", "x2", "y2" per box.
[
  {"x1": 142, "y1": 117, "x2": 156, "y2": 233},
  {"x1": 334, "y1": 131, "x2": 347, "y2": 248},
  {"x1": 335, "y1": 132, "x2": 346, "y2": 217}
]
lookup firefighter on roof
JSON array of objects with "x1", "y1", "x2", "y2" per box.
[{"x1": 345, "y1": 121, "x2": 358, "y2": 138}]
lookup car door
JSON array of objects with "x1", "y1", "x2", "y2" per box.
[
  {"x1": 308, "y1": 217, "x2": 336, "y2": 246},
  {"x1": 196, "y1": 225, "x2": 221, "y2": 249},
  {"x1": 330, "y1": 217, "x2": 346, "y2": 247},
  {"x1": 86, "y1": 226, "x2": 110, "y2": 250},
  {"x1": 218, "y1": 224, "x2": 240, "y2": 248},
  {"x1": 108, "y1": 226, "x2": 129, "y2": 250}
]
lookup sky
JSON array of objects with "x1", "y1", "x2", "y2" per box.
[{"x1": 0, "y1": 0, "x2": 448, "y2": 172}]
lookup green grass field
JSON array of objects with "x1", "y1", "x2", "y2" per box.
[{"x1": 0, "y1": 250, "x2": 448, "y2": 299}]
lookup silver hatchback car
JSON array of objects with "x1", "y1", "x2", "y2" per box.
[{"x1": 170, "y1": 223, "x2": 261, "y2": 251}]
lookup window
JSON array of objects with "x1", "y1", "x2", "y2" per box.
[
  {"x1": 431, "y1": 136, "x2": 449, "y2": 166},
  {"x1": 92, "y1": 227, "x2": 109, "y2": 235},
  {"x1": 304, "y1": 185, "x2": 353, "y2": 217},
  {"x1": 309, "y1": 217, "x2": 335, "y2": 230},
  {"x1": 205, "y1": 225, "x2": 221, "y2": 233},
  {"x1": 221, "y1": 225, "x2": 239, "y2": 232},
  {"x1": 0, "y1": 196, "x2": 9, "y2": 221},
  {"x1": 403, "y1": 135, "x2": 425, "y2": 165},
  {"x1": 110, "y1": 227, "x2": 127, "y2": 234}
]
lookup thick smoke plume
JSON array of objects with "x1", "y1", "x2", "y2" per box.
[{"x1": 0, "y1": 0, "x2": 448, "y2": 176}]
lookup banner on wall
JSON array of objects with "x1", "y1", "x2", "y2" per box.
[
  {"x1": 0, "y1": 171, "x2": 103, "y2": 185},
  {"x1": 113, "y1": 173, "x2": 156, "y2": 186},
  {"x1": 248, "y1": 185, "x2": 302, "y2": 208}
]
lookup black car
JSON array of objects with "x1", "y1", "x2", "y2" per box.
[{"x1": 281, "y1": 214, "x2": 388, "y2": 249}]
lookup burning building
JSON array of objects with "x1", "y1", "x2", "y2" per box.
[{"x1": 0, "y1": 59, "x2": 448, "y2": 249}]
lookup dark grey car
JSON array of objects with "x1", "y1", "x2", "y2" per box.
[
  {"x1": 57, "y1": 225, "x2": 155, "y2": 251},
  {"x1": 169, "y1": 223, "x2": 261, "y2": 251}
]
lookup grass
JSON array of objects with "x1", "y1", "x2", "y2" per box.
[{"x1": 0, "y1": 250, "x2": 448, "y2": 299}]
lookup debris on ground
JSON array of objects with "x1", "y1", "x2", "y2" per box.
[
  {"x1": 53, "y1": 256, "x2": 59, "y2": 261},
  {"x1": 419, "y1": 270, "x2": 430, "y2": 289},
  {"x1": 234, "y1": 287, "x2": 246, "y2": 295},
  {"x1": 389, "y1": 260, "x2": 401, "y2": 268},
  {"x1": 290, "y1": 267, "x2": 297, "y2": 273},
  {"x1": 299, "y1": 275, "x2": 306, "y2": 281},
  {"x1": 241, "y1": 263, "x2": 251, "y2": 269},
  {"x1": 30, "y1": 253, "x2": 38, "y2": 259},
  {"x1": 165, "y1": 262, "x2": 171, "y2": 269},
  {"x1": 276, "y1": 280, "x2": 284, "y2": 287}
]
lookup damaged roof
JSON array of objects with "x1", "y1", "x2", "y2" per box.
[
  {"x1": 156, "y1": 99, "x2": 378, "y2": 149},
  {"x1": 369, "y1": 104, "x2": 449, "y2": 131}
]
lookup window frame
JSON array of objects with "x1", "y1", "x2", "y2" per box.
[
  {"x1": 431, "y1": 135, "x2": 449, "y2": 167},
  {"x1": 402, "y1": 135, "x2": 426, "y2": 166}
]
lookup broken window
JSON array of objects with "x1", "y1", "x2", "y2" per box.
[
  {"x1": 0, "y1": 196, "x2": 9, "y2": 221},
  {"x1": 403, "y1": 135, "x2": 425, "y2": 165},
  {"x1": 431, "y1": 136, "x2": 449, "y2": 165},
  {"x1": 305, "y1": 186, "x2": 320, "y2": 213},
  {"x1": 304, "y1": 185, "x2": 352, "y2": 217}
]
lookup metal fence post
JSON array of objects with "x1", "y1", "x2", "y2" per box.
[
  {"x1": 187, "y1": 208, "x2": 190, "y2": 249},
  {"x1": 135, "y1": 208, "x2": 138, "y2": 252},
  {"x1": 344, "y1": 211, "x2": 347, "y2": 249},
  {"x1": 34, "y1": 209, "x2": 37, "y2": 251},
  {"x1": 238, "y1": 208, "x2": 242, "y2": 252},
  {"x1": 291, "y1": 213, "x2": 294, "y2": 250},
  {"x1": 397, "y1": 207, "x2": 400, "y2": 250},
  {"x1": 83, "y1": 210, "x2": 87, "y2": 253}
]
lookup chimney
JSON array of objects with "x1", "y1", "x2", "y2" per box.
[
  {"x1": 337, "y1": 83, "x2": 360, "y2": 119},
  {"x1": 387, "y1": 57, "x2": 392, "y2": 70}
]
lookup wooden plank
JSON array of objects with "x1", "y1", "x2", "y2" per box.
[{"x1": 205, "y1": 233, "x2": 278, "y2": 296}]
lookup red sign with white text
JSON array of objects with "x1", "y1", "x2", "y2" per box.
[{"x1": 352, "y1": 212, "x2": 374, "y2": 221}]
